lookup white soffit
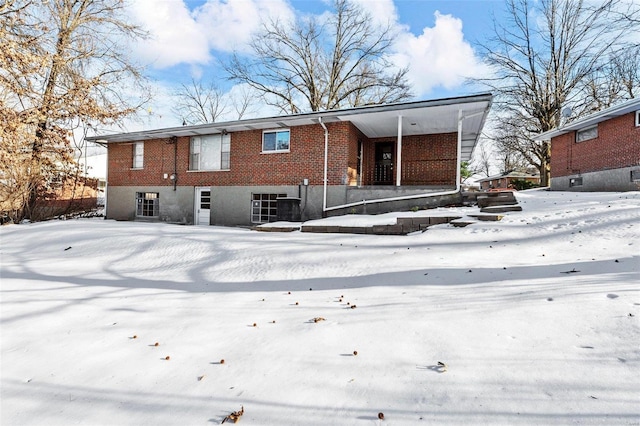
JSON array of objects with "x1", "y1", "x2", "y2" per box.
[{"x1": 87, "y1": 94, "x2": 492, "y2": 158}]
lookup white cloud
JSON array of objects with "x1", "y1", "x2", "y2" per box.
[
  {"x1": 129, "y1": 0, "x2": 211, "y2": 68},
  {"x1": 391, "y1": 11, "x2": 490, "y2": 97},
  {"x1": 348, "y1": 0, "x2": 398, "y2": 27},
  {"x1": 196, "y1": 0, "x2": 295, "y2": 53},
  {"x1": 129, "y1": 0, "x2": 295, "y2": 69}
]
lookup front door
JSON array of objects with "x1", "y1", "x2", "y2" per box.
[
  {"x1": 374, "y1": 142, "x2": 394, "y2": 185},
  {"x1": 195, "y1": 187, "x2": 211, "y2": 225}
]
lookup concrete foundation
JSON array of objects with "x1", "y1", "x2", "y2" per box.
[
  {"x1": 106, "y1": 184, "x2": 464, "y2": 226},
  {"x1": 106, "y1": 186, "x2": 194, "y2": 224},
  {"x1": 551, "y1": 166, "x2": 640, "y2": 192}
]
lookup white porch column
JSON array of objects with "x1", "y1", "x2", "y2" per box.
[
  {"x1": 456, "y1": 109, "x2": 463, "y2": 186},
  {"x1": 396, "y1": 115, "x2": 403, "y2": 187}
]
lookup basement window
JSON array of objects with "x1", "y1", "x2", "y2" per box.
[
  {"x1": 569, "y1": 177, "x2": 583, "y2": 187},
  {"x1": 635, "y1": 111, "x2": 640, "y2": 127},
  {"x1": 631, "y1": 169, "x2": 640, "y2": 182},
  {"x1": 136, "y1": 192, "x2": 159, "y2": 217},
  {"x1": 576, "y1": 126, "x2": 597, "y2": 143},
  {"x1": 251, "y1": 193, "x2": 286, "y2": 223}
]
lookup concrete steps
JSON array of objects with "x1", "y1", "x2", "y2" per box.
[
  {"x1": 299, "y1": 213, "x2": 505, "y2": 235},
  {"x1": 256, "y1": 195, "x2": 520, "y2": 234},
  {"x1": 480, "y1": 205, "x2": 523, "y2": 213},
  {"x1": 476, "y1": 192, "x2": 518, "y2": 208}
]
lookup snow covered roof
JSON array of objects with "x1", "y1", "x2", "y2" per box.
[
  {"x1": 87, "y1": 93, "x2": 492, "y2": 162},
  {"x1": 534, "y1": 98, "x2": 640, "y2": 141}
]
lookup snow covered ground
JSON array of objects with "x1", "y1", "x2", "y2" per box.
[{"x1": 1, "y1": 190, "x2": 639, "y2": 425}]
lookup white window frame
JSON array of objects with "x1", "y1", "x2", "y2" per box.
[
  {"x1": 251, "y1": 193, "x2": 287, "y2": 223},
  {"x1": 576, "y1": 125, "x2": 598, "y2": 143},
  {"x1": 189, "y1": 134, "x2": 230, "y2": 171},
  {"x1": 262, "y1": 129, "x2": 290, "y2": 153},
  {"x1": 132, "y1": 142, "x2": 144, "y2": 169},
  {"x1": 635, "y1": 110, "x2": 640, "y2": 127},
  {"x1": 136, "y1": 192, "x2": 159, "y2": 217}
]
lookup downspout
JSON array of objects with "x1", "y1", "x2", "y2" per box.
[
  {"x1": 171, "y1": 136, "x2": 178, "y2": 191},
  {"x1": 319, "y1": 117, "x2": 329, "y2": 213},
  {"x1": 105, "y1": 146, "x2": 108, "y2": 218},
  {"x1": 456, "y1": 109, "x2": 463, "y2": 188},
  {"x1": 95, "y1": 139, "x2": 109, "y2": 219}
]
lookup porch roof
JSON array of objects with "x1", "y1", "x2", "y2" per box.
[{"x1": 87, "y1": 93, "x2": 492, "y2": 161}]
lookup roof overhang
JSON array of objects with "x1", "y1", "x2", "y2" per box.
[
  {"x1": 87, "y1": 93, "x2": 493, "y2": 162},
  {"x1": 534, "y1": 98, "x2": 640, "y2": 141}
]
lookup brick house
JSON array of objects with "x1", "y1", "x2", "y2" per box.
[
  {"x1": 87, "y1": 94, "x2": 492, "y2": 226},
  {"x1": 534, "y1": 98, "x2": 640, "y2": 191},
  {"x1": 476, "y1": 170, "x2": 540, "y2": 191}
]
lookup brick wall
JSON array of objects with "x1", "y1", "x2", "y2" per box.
[
  {"x1": 361, "y1": 132, "x2": 457, "y2": 185},
  {"x1": 551, "y1": 112, "x2": 640, "y2": 178},
  {"x1": 108, "y1": 124, "x2": 458, "y2": 188}
]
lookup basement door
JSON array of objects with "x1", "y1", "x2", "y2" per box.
[{"x1": 195, "y1": 187, "x2": 211, "y2": 225}]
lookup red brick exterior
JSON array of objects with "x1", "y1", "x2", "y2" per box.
[
  {"x1": 479, "y1": 176, "x2": 539, "y2": 191},
  {"x1": 551, "y1": 111, "x2": 640, "y2": 178},
  {"x1": 360, "y1": 133, "x2": 457, "y2": 185},
  {"x1": 108, "y1": 122, "x2": 458, "y2": 188}
]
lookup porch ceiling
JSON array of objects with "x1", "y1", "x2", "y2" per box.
[{"x1": 88, "y1": 93, "x2": 492, "y2": 161}]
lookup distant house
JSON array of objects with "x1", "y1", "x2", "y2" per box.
[
  {"x1": 476, "y1": 170, "x2": 540, "y2": 191},
  {"x1": 534, "y1": 98, "x2": 640, "y2": 191},
  {"x1": 86, "y1": 94, "x2": 492, "y2": 226}
]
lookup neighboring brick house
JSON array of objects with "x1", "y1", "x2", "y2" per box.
[
  {"x1": 534, "y1": 98, "x2": 640, "y2": 191},
  {"x1": 476, "y1": 170, "x2": 540, "y2": 191},
  {"x1": 87, "y1": 94, "x2": 492, "y2": 226}
]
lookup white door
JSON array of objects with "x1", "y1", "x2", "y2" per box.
[{"x1": 195, "y1": 187, "x2": 211, "y2": 225}]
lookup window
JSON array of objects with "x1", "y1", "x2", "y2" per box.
[
  {"x1": 190, "y1": 134, "x2": 230, "y2": 171},
  {"x1": 133, "y1": 142, "x2": 143, "y2": 168},
  {"x1": 251, "y1": 193, "x2": 286, "y2": 223},
  {"x1": 576, "y1": 126, "x2": 597, "y2": 142},
  {"x1": 569, "y1": 177, "x2": 583, "y2": 187},
  {"x1": 262, "y1": 130, "x2": 290, "y2": 152},
  {"x1": 631, "y1": 169, "x2": 640, "y2": 182},
  {"x1": 635, "y1": 111, "x2": 640, "y2": 127},
  {"x1": 136, "y1": 192, "x2": 159, "y2": 217}
]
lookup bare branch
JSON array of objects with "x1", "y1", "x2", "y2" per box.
[
  {"x1": 0, "y1": 0, "x2": 149, "y2": 221},
  {"x1": 224, "y1": 0, "x2": 411, "y2": 113},
  {"x1": 475, "y1": 0, "x2": 640, "y2": 186}
]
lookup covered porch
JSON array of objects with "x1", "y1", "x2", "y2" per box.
[{"x1": 343, "y1": 96, "x2": 492, "y2": 188}]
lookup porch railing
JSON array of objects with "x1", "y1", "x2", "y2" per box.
[{"x1": 361, "y1": 159, "x2": 456, "y2": 186}]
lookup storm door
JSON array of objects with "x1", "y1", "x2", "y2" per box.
[
  {"x1": 374, "y1": 142, "x2": 394, "y2": 185},
  {"x1": 195, "y1": 187, "x2": 211, "y2": 225}
]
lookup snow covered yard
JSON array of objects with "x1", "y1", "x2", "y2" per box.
[{"x1": 1, "y1": 190, "x2": 639, "y2": 425}]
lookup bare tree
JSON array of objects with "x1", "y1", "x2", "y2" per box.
[
  {"x1": 0, "y1": 0, "x2": 149, "y2": 221},
  {"x1": 470, "y1": 141, "x2": 495, "y2": 178},
  {"x1": 477, "y1": 0, "x2": 639, "y2": 186},
  {"x1": 580, "y1": 46, "x2": 640, "y2": 112},
  {"x1": 608, "y1": 46, "x2": 640, "y2": 100},
  {"x1": 172, "y1": 79, "x2": 228, "y2": 125},
  {"x1": 225, "y1": 0, "x2": 411, "y2": 113},
  {"x1": 228, "y1": 84, "x2": 259, "y2": 120},
  {"x1": 172, "y1": 79, "x2": 262, "y2": 124}
]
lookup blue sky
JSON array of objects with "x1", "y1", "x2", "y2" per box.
[{"x1": 125, "y1": 0, "x2": 505, "y2": 129}]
